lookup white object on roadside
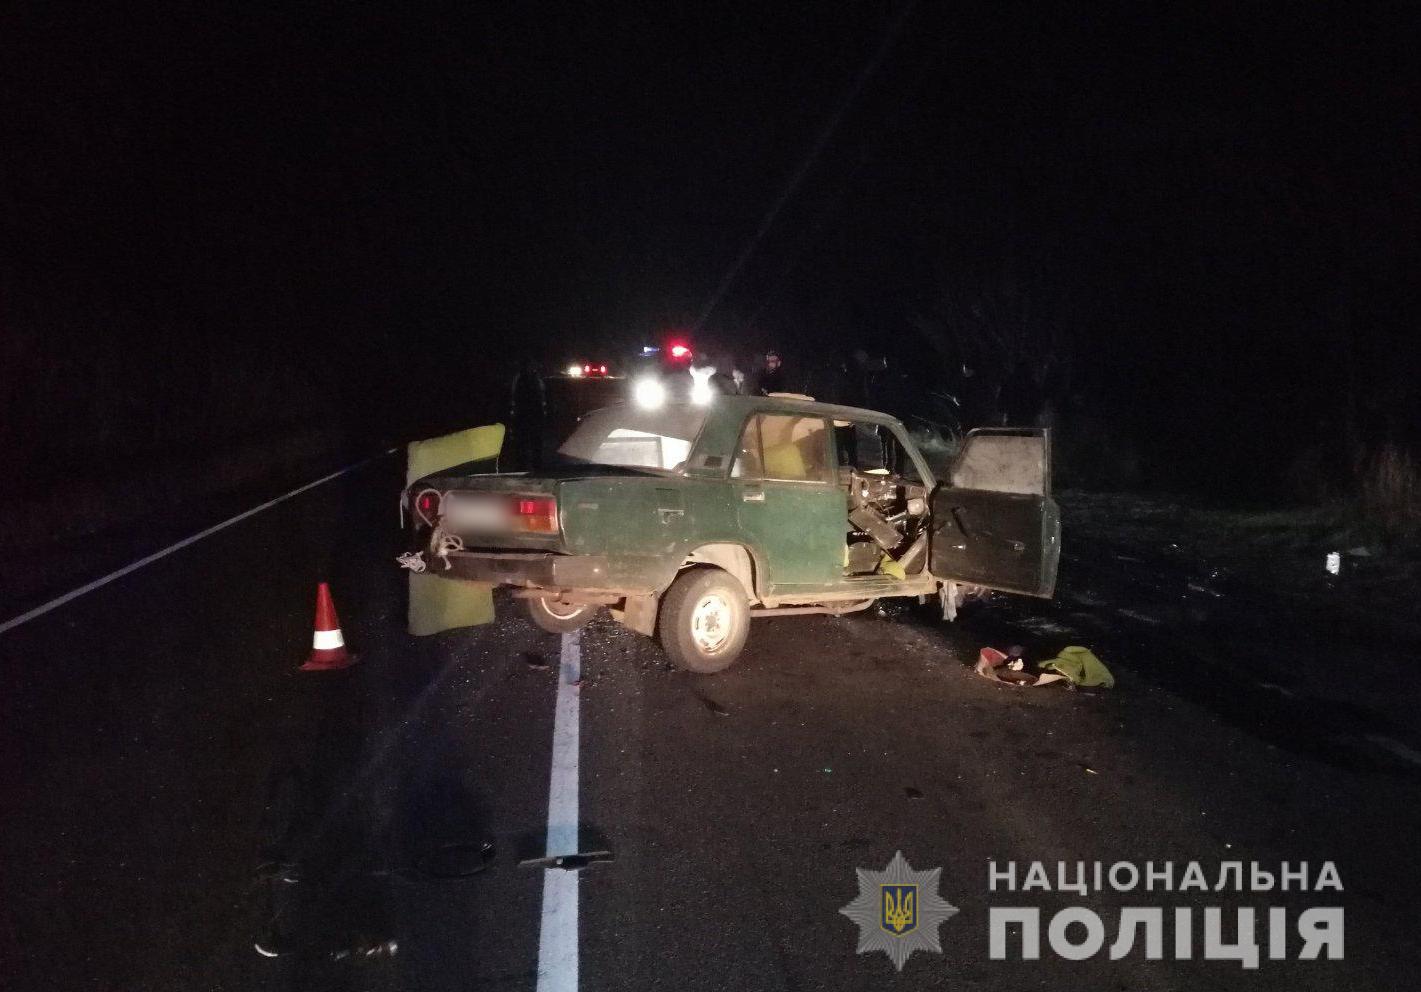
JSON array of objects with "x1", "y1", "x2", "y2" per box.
[
  {"x1": 1325, "y1": 552, "x2": 1341, "y2": 575},
  {"x1": 689, "y1": 365, "x2": 715, "y2": 405}
]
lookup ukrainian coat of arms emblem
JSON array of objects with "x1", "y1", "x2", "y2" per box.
[{"x1": 840, "y1": 851, "x2": 958, "y2": 970}]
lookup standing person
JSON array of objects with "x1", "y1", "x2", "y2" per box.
[
  {"x1": 753, "y1": 350, "x2": 786, "y2": 395},
  {"x1": 712, "y1": 351, "x2": 740, "y2": 394},
  {"x1": 840, "y1": 349, "x2": 871, "y2": 408},
  {"x1": 508, "y1": 355, "x2": 546, "y2": 470}
]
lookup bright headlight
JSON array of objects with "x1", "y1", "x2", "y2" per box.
[{"x1": 633, "y1": 377, "x2": 666, "y2": 409}]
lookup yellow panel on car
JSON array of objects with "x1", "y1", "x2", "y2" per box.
[
  {"x1": 408, "y1": 572, "x2": 495, "y2": 636},
  {"x1": 406, "y1": 423, "x2": 505, "y2": 484}
]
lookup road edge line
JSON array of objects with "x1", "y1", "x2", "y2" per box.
[
  {"x1": 535, "y1": 629, "x2": 581, "y2": 992},
  {"x1": 0, "y1": 447, "x2": 398, "y2": 636}
]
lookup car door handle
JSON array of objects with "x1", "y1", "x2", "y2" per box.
[{"x1": 741, "y1": 489, "x2": 765, "y2": 503}]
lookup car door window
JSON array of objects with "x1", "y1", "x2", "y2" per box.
[
  {"x1": 950, "y1": 430, "x2": 1047, "y2": 495},
  {"x1": 733, "y1": 414, "x2": 828, "y2": 481},
  {"x1": 835, "y1": 422, "x2": 923, "y2": 484},
  {"x1": 731, "y1": 417, "x2": 764, "y2": 479}
]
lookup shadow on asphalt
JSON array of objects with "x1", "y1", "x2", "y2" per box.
[{"x1": 251, "y1": 645, "x2": 501, "y2": 985}]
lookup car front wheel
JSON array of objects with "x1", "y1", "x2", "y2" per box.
[
  {"x1": 658, "y1": 567, "x2": 751, "y2": 674},
  {"x1": 524, "y1": 596, "x2": 599, "y2": 634}
]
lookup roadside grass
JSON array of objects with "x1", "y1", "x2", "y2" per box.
[
  {"x1": 1061, "y1": 489, "x2": 1421, "y2": 640},
  {"x1": 1358, "y1": 443, "x2": 1421, "y2": 543}
]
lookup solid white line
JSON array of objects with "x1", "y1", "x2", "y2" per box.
[
  {"x1": 535, "y1": 629, "x2": 581, "y2": 992},
  {"x1": 0, "y1": 448, "x2": 398, "y2": 637},
  {"x1": 1367, "y1": 734, "x2": 1421, "y2": 768}
]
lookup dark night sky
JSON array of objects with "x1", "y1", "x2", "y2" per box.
[{"x1": 2, "y1": 1, "x2": 1417, "y2": 491}]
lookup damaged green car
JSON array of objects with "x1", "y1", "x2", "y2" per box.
[{"x1": 401, "y1": 395, "x2": 1059, "y2": 673}]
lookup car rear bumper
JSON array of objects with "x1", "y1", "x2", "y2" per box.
[{"x1": 428, "y1": 550, "x2": 612, "y2": 589}]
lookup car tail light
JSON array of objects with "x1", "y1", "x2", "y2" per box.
[
  {"x1": 414, "y1": 489, "x2": 442, "y2": 525},
  {"x1": 511, "y1": 496, "x2": 558, "y2": 533}
]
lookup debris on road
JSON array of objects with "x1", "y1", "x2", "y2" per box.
[
  {"x1": 523, "y1": 652, "x2": 550, "y2": 671},
  {"x1": 696, "y1": 694, "x2": 730, "y2": 716},
  {"x1": 973, "y1": 647, "x2": 1068, "y2": 687},
  {"x1": 519, "y1": 850, "x2": 614, "y2": 871},
  {"x1": 331, "y1": 938, "x2": 399, "y2": 962},
  {"x1": 1041, "y1": 646, "x2": 1115, "y2": 688},
  {"x1": 973, "y1": 644, "x2": 1115, "y2": 689},
  {"x1": 1326, "y1": 551, "x2": 1341, "y2": 575},
  {"x1": 395, "y1": 550, "x2": 426, "y2": 573},
  {"x1": 418, "y1": 840, "x2": 497, "y2": 879}
]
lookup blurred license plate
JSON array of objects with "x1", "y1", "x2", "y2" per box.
[{"x1": 444, "y1": 494, "x2": 508, "y2": 531}]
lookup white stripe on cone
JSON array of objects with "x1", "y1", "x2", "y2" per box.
[{"x1": 312, "y1": 628, "x2": 345, "y2": 651}]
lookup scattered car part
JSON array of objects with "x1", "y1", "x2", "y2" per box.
[
  {"x1": 519, "y1": 850, "x2": 615, "y2": 871},
  {"x1": 849, "y1": 505, "x2": 905, "y2": 555}
]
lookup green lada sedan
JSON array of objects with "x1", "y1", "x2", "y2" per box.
[{"x1": 403, "y1": 395, "x2": 1059, "y2": 674}]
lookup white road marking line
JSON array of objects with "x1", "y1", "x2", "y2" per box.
[
  {"x1": 1366, "y1": 734, "x2": 1421, "y2": 768},
  {"x1": 536, "y1": 629, "x2": 581, "y2": 992},
  {"x1": 0, "y1": 448, "x2": 397, "y2": 636}
]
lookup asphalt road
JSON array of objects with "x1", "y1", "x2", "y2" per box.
[{"x1": 3, "y1": 456, "x2": 1419, "y2": 990}]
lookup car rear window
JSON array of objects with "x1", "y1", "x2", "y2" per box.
[{"x1": 557, "y1": 405, "x2": 709, "y2": 472}]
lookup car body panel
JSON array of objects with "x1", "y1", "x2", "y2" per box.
[
  {"x1": 733, "y1": 476, "x2": 846, "y2": 591},
  {"x1": 929, "y1": 428, "x2": 1060, "y2": 598}
]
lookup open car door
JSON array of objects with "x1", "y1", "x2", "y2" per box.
[{"x1": 929, "y1": 428, "x2": 1060, "y2": 597}]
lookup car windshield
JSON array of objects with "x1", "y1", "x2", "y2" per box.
[{"x1": 557, "y1": 404, "x2": 709, "y2": 472}]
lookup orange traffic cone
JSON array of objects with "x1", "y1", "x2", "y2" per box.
[{"x1": 301, "y1": 582, "x2": 356, "y2": 671}]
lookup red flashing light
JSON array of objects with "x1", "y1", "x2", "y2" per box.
[{"x1": 669, "y1": 343, "x2": 691, "y2": 360}]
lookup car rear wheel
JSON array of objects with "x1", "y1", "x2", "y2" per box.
[
  {"x1": 658, "y1": 567, "x2": 750, "y2": 674},
  {"x1": 524, "y1": 596, "x2": 599, "y2": 634}
]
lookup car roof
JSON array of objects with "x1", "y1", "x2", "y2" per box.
[{"x1": 674, "y1": 394, "x2": 904, "y2": 427}]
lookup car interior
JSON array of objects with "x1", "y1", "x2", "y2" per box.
[
  {"x1": 835, "y1": 421, "x2": 931, "y2": 578},
  {"x1": 729, "y1": 413, "x2": 932, "y2": 581}
]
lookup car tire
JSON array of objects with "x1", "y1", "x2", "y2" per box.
[
  {"x1": 524, "y1": 597, "x2": 599, "y2": 634},
  {"x1": 658, "y1": 567, "x2": 751, "y2": 674}
]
